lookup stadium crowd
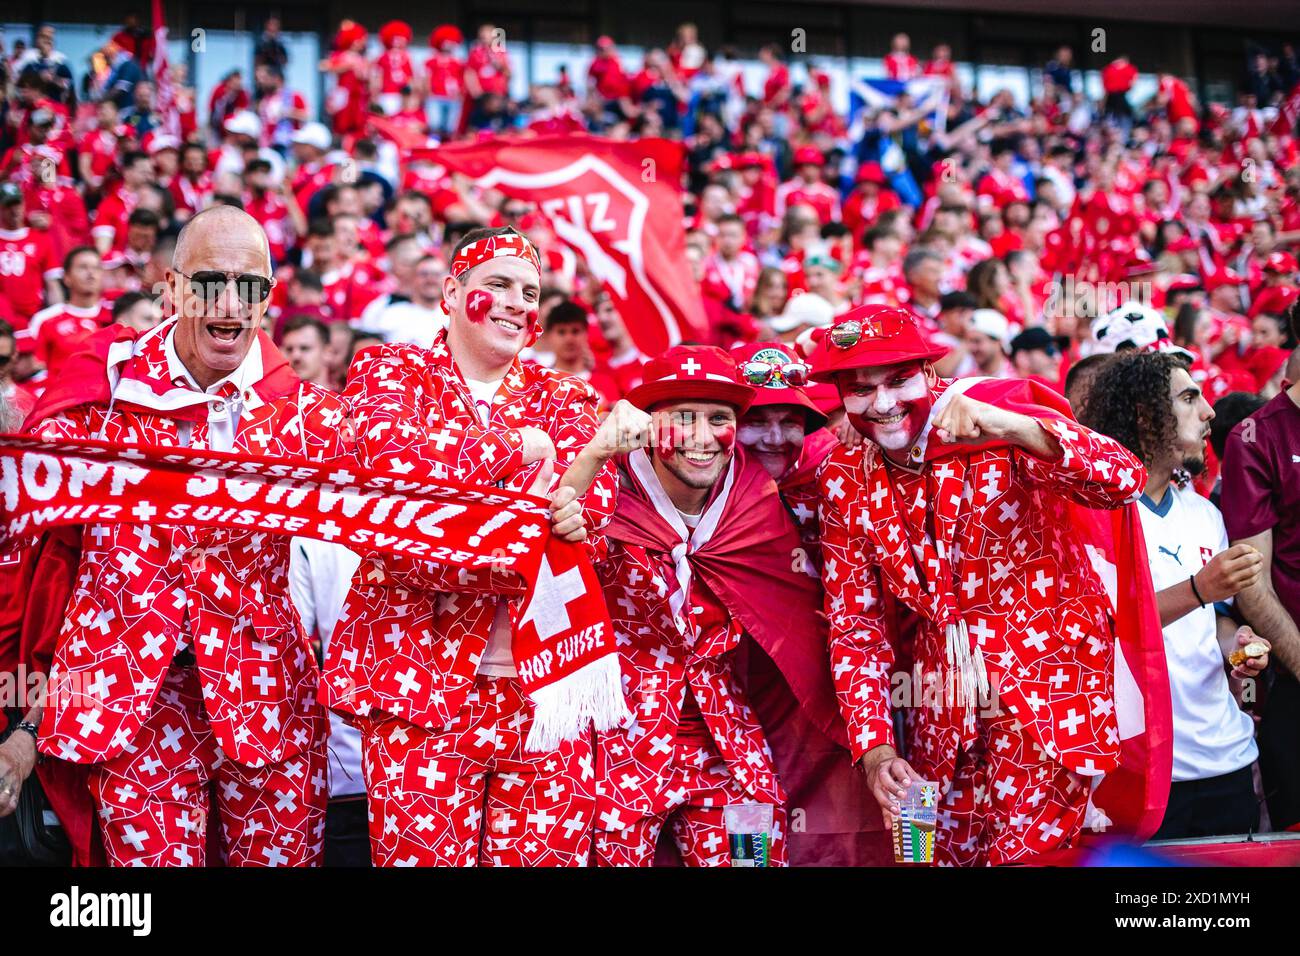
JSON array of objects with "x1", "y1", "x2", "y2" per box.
[{"x1": 1, "y1": 13, "x2": 1300, "y2": 866}]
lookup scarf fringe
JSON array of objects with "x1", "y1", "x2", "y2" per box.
[
  {"x1": 944, "y1": 619, "x2": 990, "y2": 713},
  {"x1": 524, "y1": 654, "x2": 632, "y2": 753}
]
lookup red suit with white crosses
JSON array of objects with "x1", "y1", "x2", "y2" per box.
[
  {"x1": 812, "y1": 309, "x2": 1146, "y2": 866},
  {"x1": 25, "y1": 320, "x2": 351, "y2": 866},
  {"x1": 323, "y1": 235, "x2": 618, "y2": 866}
]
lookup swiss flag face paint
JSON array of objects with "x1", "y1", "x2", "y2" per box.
[
  {"x1": 524, "y1": 306, "x2": 542, "y2": 346},
  {"x1": 466, "y1": 288, "x2": 495, "y2": 323}
]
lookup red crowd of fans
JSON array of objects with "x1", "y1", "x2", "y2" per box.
[{"x1": 1, "y1": 18, "x2": 1299, "y2": 442}]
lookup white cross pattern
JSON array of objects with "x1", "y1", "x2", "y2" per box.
[
  {"x1": 517, "y1": 556, "x2": 587, "y2": 642},
  {"x1": 680, "y1": 358, "x2": 702, "y2": 376}
]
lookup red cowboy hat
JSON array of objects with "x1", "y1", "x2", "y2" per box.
[
  {"x1": 626, "y1": 345, "x2": 755, "y2": 413},
  {"x1": 379, "y1": 20, "x2": 412, "y2": 47},
  {"x1": 729, "y1": 342, "x2": 827, "y2": 432},
  {"x1": 807, "y1": 305, "x2": 948, "y2": 383}
]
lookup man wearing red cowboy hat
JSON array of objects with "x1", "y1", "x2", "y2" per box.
[
  {"x1": 731, "y1": 342, "x2": 832, "y2": 567},
  {"x1": 812, "y1": 304, "x2": 1147, "y2": 866},
  {"x1": 323, "y1": 225, "x2": 642, "y2": 866},
  {"x1": 590, "y1": 344, "x2": 858, "y2": 865}
]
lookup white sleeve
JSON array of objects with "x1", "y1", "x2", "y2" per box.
[{"x1": 287, "y1": 538, "x2": 318, "y2": 639}]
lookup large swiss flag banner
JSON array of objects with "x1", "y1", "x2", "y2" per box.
[{"x1": 435, "y1": 134, "x2": 708, "y2": 356}]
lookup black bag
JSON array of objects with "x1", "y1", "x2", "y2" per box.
[{"x1": 0, "y1": 712, "x2": 71, "y2": 867}]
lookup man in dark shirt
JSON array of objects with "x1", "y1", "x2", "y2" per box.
[{"x1": 1222, "y1": 364, "x2": 1300, "y2": 830}]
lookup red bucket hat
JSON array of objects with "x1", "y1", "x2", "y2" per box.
[
  {"x1": 626, "y1": 345, "x2": 755, "y2": 413},
  {"x1": 729, "y1": 342, "x2": 827, "y2": 433},
  {"x1": 807, "y1": 305, "x2": 948, "y2": 383}
]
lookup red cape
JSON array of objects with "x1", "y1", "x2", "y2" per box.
[
  {"x1": 926, "y1": 377, "x2": 1171, "y2": 843},
  {"x1": 606, "y1": 449, "x2": 886, "y2": 864}
]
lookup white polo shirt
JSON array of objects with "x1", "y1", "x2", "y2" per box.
[{"x1": 1137, "y1": 483, "x2": 1257, "y2": 782}]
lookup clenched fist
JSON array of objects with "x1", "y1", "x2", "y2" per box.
[{"x1": 587, "y1": 400, "x2": 655, "y2": 462}]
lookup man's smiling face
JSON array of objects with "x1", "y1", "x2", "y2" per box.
[{"x1": 836, "y1": 362, "x2": 934, "y2": 458}]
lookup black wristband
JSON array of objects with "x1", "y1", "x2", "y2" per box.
[{"x1": 1189, "y1": 573, "x2": 1207, "y2": 608}]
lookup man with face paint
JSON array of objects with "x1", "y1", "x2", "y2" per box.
[
  {"x1": 324, "y1": 226, "x2": 635, "y2": 866},
  {"x1": 813, "y1": 304, "x2": 1147, "y2": 866},
  {"x1": 24, "y1": 206, "x2": 354, "y2": 866},
  {"x1": 592, "y1": 345, "x2": 852, "y2": 865},
  {"x1": 731, "y1": 342, "x2": 831, "y2": 568}
]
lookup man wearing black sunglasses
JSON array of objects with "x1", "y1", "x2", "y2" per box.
[{"x1": 23, "y1": 205, "x2": 355, "y2": 867}]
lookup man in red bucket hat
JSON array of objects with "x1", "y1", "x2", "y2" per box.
[
  {"x1": 730, "y1": 341, "x2": 830, "y2": 564},
  {"x1": 590, "y1": 344, "x2": 864, "y2": 864},
  {"x1": 811, "y1": 304, "x2": 1149, "y2": 865}
]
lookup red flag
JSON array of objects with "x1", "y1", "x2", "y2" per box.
[
  {"x1": 366, "y1": 113, "x2": 432, "y2": 153},
  {"x1": 434, "y1": 134, "x2": 708, "y2": 356},
  {"x1": 925, "y1": 377, "x2": 1172, "y2": 844},
  {"x1": 151, "y1": 0, "x2": 180, "y2": 137},
  {"x1": 1272, "y1": 81, "x2": 1300, "y2": 136}
]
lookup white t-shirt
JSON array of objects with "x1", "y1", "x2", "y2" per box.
[
  {"x1": 466, "y1": 376, "x2": 518, "y2": 678},
  {"x1": 1137, "y1": 483, "x2": 1257, "y2": 782},
  {"x1": 354, "y1": 297, "x2": 447, "y2": 350},
  {"x1": 288, "y1": 539, "x2": 365, "y2": 797}
]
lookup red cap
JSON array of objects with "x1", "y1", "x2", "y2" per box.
[
  {"x1": 1249, "y1": 284, "x2": 1299, "y2": 318},
  {"x1": 1165, "y1": 235, "x2": 1198, "y2": 253},
  {"x1": 626, "y1": 345, "x2": 755, "y2": 413},
  {"x1": 808, "y1": 305, "x2": 948, "y2": 383},
  {"x1": 596, "y1": 35, "x2": 616, "y2": 49},
  {"x1": 1265, "y1": 251, "x2": 1298, "y2": 274},
  {"x1": 793, "y1": 146, "x2": 824, "y2": 168},
  {"x1": 736, "y1": 151, "x2": 767, "y2": 170},
  {"x1": 1165, "y1": 273, "x2": 1204, "y2": 294},
  {"x1": 856, "y1": 161, "x2": 887, "y2": 185},
  {"x1": 1204, "y1": 268, "x2": 1247, "y2": 292},
  {"x1": 143, "y1": 131, "x2": 180, "y2": 155},
  {"x1": 13, "y1": 328, "x2": 36, "y2": 355},
  {"x1": 1244, "y1": 346, "x2": 1290, "y2": 390},
  {"x1": 430, "y1": 25, "x2": 464, "y2": 48},
  {"x1": 729, "y1": 342, "x2": 828, "y2": 432},
  {"x1": 379, "y1": 21, "x2": 412, "y2": 47}
]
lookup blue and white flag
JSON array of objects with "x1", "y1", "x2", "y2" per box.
[{"x1": 848, "y1": 76, "x2": 949, "y2": 136}]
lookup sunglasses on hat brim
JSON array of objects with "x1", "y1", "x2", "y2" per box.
[
  {"x1": 739, "y1": 359, "x2": 810, "y2": 388},
  {"x1": 827, "y1": 312, "x2": 913, "y2": 349}
]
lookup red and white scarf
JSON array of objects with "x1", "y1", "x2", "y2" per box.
[{"x1": 0, "y1": 434, "x2": 630, "y2": 749}]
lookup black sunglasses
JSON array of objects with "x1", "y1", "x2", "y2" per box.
[{"x1": 177, "y1": 270, "x2": 272, "y2": 306}]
